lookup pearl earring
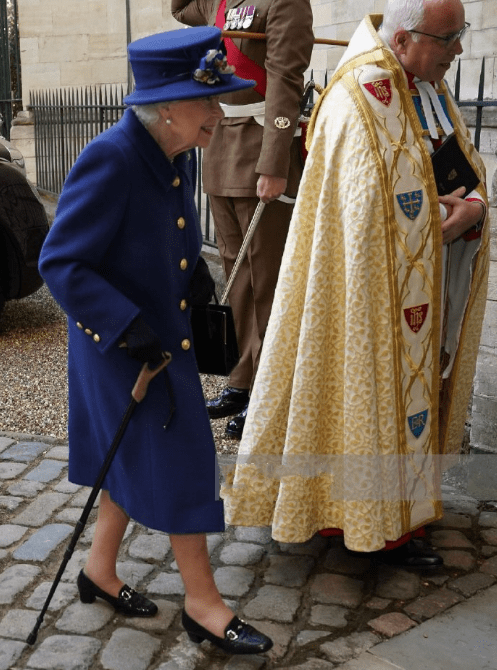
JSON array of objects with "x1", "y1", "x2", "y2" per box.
[{"x1": 165, "y1": 118, "x2": 172, "y2": 125}]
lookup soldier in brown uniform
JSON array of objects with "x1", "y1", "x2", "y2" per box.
[{"x1": 171, "y1": 0, "x2": 314, "y2": 438}]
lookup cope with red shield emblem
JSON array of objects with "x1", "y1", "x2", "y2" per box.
[
  {"x1": 364, "y1": 79, "x2": 393, "y2": 107},
  {"x1": 404, "y1": 304, "x2": 429, "y2": 333}
]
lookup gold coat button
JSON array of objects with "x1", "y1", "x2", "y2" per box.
[
  {"x1": 172, "y1": 176, "x2": 181, "y2": 187},
  {"x1": 182, "y1": 339, "x2": 191, "y2": 351},
  {"x1": 76, "y1": 322, "x2": 83, "y2": 329},
  {"x1": 93, "y1": 334, "x2": 101, "y2": 343},
  {"x1": 84, "y1": 328, "x2": 92, "y2": 335},
  {"x1": 180, "y1": 258, "x2": 188, "y2": 271},
  {"x1": 180, "y1": 299, "x2": 188, "y2": 311},
  {"x1": 177, "y1": 217, "x2": 186, "y2": 229}
]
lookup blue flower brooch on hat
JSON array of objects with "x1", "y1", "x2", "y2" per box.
[{"x1": 193, "y1": 49, "x2": 235, "y2": 86}]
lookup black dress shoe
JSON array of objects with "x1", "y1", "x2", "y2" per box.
[
  {"x1": 225, "y1": 403, "x2": 248, "y2": 439},
  {"x1": 182, "y1": 609, "x2": 273, "y2": 654},
  {"x1": 206, "y1": 386, "x2": 249, "y2": 419},
  {"x1": 374, "y1": 539, "x2": 443, "y2": 570},
  {"x1": 77, "y1": 570, "x2": 158, "y2": 617}
]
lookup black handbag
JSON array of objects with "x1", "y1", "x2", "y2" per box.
[
  {"x1": 191, "y1": 299, "x2": 239, "y2": 376},
  {"x1": 190, "y1": 201, "x2": 268, "y2": 376}
]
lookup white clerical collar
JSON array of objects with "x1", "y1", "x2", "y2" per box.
[
  {"x1": 376, "y1": 28, "x2": 454, "y2": 140},
  {"x1": 413, "y1": 78, "x2": 453, "y2": 140}
]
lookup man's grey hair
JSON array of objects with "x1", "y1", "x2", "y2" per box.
[{"x1": 379, "y1": 0, "x2": 426, "y2": 44}]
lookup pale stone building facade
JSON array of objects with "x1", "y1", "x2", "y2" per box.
[{"x1": 15, "y1": 0, "x2": 497, "y2": 103}]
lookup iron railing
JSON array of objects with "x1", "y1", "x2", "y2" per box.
[
  {"x1": 454, "y1": 58, "x2": 496, "y2": 152},
  {"x1": 30, "y1": 86, "x2": 126, "y2": 195}
]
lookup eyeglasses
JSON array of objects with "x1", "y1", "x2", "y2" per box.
[{"x1": 409, "y1": 21, "x2": 470, "y2": 47}]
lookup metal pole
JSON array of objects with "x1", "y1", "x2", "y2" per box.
[{"x1": 126, "y1": 0, "x2": 132, "y2": 93}]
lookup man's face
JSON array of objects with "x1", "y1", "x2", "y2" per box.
[{"x1": 393, "y1": 0, "x2": 466, "y2": 82}]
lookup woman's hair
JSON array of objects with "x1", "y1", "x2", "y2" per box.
[
  {"x1": 379, "y1": 0, "x2": 426, "y2": 43},
  {"x1": 132, "y1": 101, "x2": 172, "y2": 128}
]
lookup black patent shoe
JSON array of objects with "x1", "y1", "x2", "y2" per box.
[
  {"x1": 374, "y1": 539, "x2": 443, "y2": 570},
  {"x1": 77, "y1": 570, "x2": 158, "y2": 617},
  {"x1": 225, "y1": 403, "x2": 248, "y2": 439},
  {"x1": 182, "y1": 609, "x2": 273, "y2": 654},
  {"x1": 207, "y1": 386, "x2": 249, "y2": 419}
]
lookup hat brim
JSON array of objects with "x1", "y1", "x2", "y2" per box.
[{"x1": 124, "y1": 75, "x2": 255, "y2": 106}]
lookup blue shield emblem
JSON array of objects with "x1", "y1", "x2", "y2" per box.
[
  {"x1": 408, "y1": 410, "x2": 428, "y2": 438},
  {"x1": 397, "y1": 190, "x2": 423, "y2": 221}
]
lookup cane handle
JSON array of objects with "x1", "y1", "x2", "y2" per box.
[{"x1": 132, "y1": 352, "x2": 172, "y2": 403}]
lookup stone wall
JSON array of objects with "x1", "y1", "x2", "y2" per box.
[
  {"x1": 16, "y1": 0, "x2": 181, "y2": 109},
  {"x1": 467, "y1": 208, "x2": 497, "y2": 498},
  {"x1": 309, "y1": 0, "x2": 497, "y2": 96}
]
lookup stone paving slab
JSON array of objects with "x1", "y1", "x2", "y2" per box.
[
  {"x1": 357, "y1": 585, "x2": 497, "y2": 670},
  {"x1": 1, "y1": 435, "x2": 497, "y2": 670}
]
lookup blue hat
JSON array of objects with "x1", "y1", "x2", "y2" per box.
[{"x1": 124, "y1": 27, "x2": 255, "y2": 105}]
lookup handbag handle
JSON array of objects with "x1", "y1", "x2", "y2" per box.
[{"x1": 220, "y1": 193, "x2": 297, "y2": 305}]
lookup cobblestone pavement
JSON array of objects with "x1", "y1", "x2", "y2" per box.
[{"x1": 1, "y1": 434, "x2": 497, "y2": 670}]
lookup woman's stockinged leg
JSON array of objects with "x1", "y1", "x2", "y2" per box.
[
  {"x1": 170, "y1": 533, "x2": 233, "y2": 637},
  {"x1": 84, "y1": 489, "x2": 129, "y2": 597}
]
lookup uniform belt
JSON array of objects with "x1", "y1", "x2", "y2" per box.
[{"x1": 220, "y1": 102, "x2": 302, "y2": 136}]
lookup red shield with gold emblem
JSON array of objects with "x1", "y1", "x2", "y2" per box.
[
  {"x1": 364, "y1": 79, "x2": 393, "y2": 107},
  {"x1": 404, "y1": 304, "x2": 429, "y2": 333}
]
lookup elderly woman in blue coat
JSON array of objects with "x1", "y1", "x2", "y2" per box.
[{"x1": 39, "y1": 27, "x2": 272, "y2": 655}]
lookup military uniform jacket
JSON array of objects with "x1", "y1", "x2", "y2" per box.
[
  {"x1": 39, "y1": 109, "x2": 224, "y2": 534},
  {"x1": 171, "y1": 0, "x2": 314, "y2": 197}
]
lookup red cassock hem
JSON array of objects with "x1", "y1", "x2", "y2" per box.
[{"x1": 317, "y1": 526, "x2": 426, "y2": 551}]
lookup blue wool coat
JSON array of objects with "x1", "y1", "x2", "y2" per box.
[{"x1": 39, "y1": 108, "x2": 224, "y2": 534}]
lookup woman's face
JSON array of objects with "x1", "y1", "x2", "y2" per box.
[{"x1": 160, "y1": 97, "x2": 224, "y2": 157}]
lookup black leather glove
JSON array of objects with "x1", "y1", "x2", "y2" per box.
[
  {"x1": 188, "y1": 255, "x2": 216, "y2": 307},
  {"x1": 123, "y1": 316, "x2": 163, "y2": 367}
]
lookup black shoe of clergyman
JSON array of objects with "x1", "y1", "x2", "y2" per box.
[
  {"x1": 206, "y1": 386, "x2": 249, "y2": 419},
  {"x1": 77, "y1": 570, "x2": 158, "y2": 617},
  {"x1": 182, "y1": 609, "x2": 273, "y2": 654},
  {"x1": 374, "y1": 539, "x2": 443, "y2": 570},
  {"x1": 225, "y1": 404, "x2": 248, "y2": 440}
]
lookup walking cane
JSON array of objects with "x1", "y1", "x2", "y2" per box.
[{"x1": 26, "y1": 352, "x2": 172, "y2": 646}]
